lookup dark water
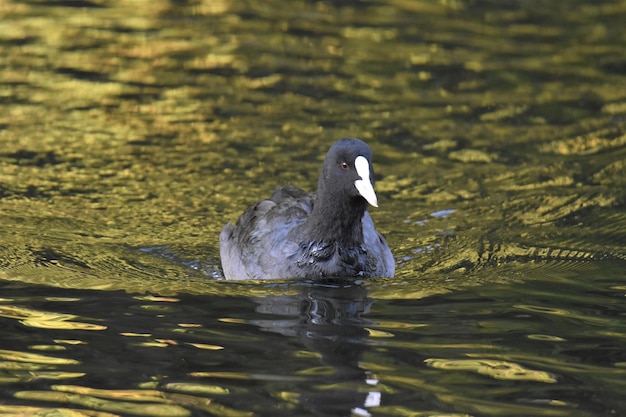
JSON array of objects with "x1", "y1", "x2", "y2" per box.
[
  {"x1": 2, "y1": 264, "x2": 626, "y2": 417},
  {"x1": 1, "y1": 0, "x2": 626, "y2": 416}
]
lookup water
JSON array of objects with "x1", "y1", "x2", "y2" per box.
[
  {"x1": 2, "y1": 264, "x2": 626, "y2": 416},
  {"x1": 1, "y1": 0, "x2": 626, "y2": 416}
]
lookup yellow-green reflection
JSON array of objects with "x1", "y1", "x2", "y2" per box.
[
  {"x1": 0, "y1": 350, "x2": 85, "y2": 384},
  {"x1": 514, "y1": 304, "x2": 613, "y2": 325},
  {"x1": 52, "y1": 386, "x2": 180, "y2": 404},
  {"x1": 163, "y1": 382, "x2": 229, "y2": 395},
  {"x1": 467, "y1": 352, "x2": 626, "y2": 377},
  {"x1": 425, "y1": 358, "x2": 557, "y2": 383},
  {"x1": 185, "y1": 343, "x2": 224, "y2": 350},
  {"x1": 0, "y1": 0, "x2": 622, "y2": 295},
  {"x1": 0, "y1": 305, "x2": 106, "y2": 331},
  {"x1": 0, "y1": 405, "x2": 117, "y2": 416},
  {"x1": 432, "y1": 393, "x2": 577, "y2": 417},
  {"x1": 296, "y1": 366, "x2": 336, "y2": 376},
  {"x1": 0, "y1": 350, "x2": 79, "y2": 366},
  {"x1": 0, "y1": 371, "x2": 86, "y2": 384},
  {"x1": 28, "y1": 345, "x2": 67, "y2": 352},
  {"x1": 527, "y1": 334, "x2": 567, "y2": 342},
  {"x1": 14, "y1": 389, "x2": 190, "y2": 417}
]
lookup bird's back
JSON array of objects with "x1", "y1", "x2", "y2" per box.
[
  {"x1": 220, "y1": 185, "x2": 394, "y2": 279},
  {"x1": 219, "y1": 185, "x2": 313, "y2": 279}
]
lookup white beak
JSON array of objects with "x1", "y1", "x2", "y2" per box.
[{"x1": 354, "y1": 155, "x2": 378, "y2": 207}]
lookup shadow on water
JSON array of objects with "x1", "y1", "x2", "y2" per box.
[{"x1": 248, "y1": 279, "x2": 376, "y2": 416}]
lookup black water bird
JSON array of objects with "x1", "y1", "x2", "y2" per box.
[{"x1": 220, "y1": 138, "x2": 394, "y2": 279}]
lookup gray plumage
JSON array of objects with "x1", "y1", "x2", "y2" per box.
[{"x1": 220, "y1": 138, "x2": 395, "y2": 280}]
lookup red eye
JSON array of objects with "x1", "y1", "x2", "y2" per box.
[{"x1": 340, "y1": 162, "x2": 349, "y2": 170}]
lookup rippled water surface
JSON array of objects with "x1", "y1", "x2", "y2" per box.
[{"x1": 1, "y1": 0, "x2": 626, "y2": 416}]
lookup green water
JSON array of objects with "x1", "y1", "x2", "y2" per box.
[{"x1": 1, "y1": 0, "x2": 625, "y2": 416}]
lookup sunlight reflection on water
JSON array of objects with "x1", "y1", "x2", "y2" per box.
[{"x1": 1, "y1": 0, "x2": 626, "y2": 416}]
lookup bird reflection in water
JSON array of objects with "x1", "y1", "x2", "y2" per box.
[{"x1": 250, "y1": 278, "x2": 381, "y2": 416}]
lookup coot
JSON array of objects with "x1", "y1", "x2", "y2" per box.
[{"x1": 220, "y1": 138, "x2": 395, "y2": 279}]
